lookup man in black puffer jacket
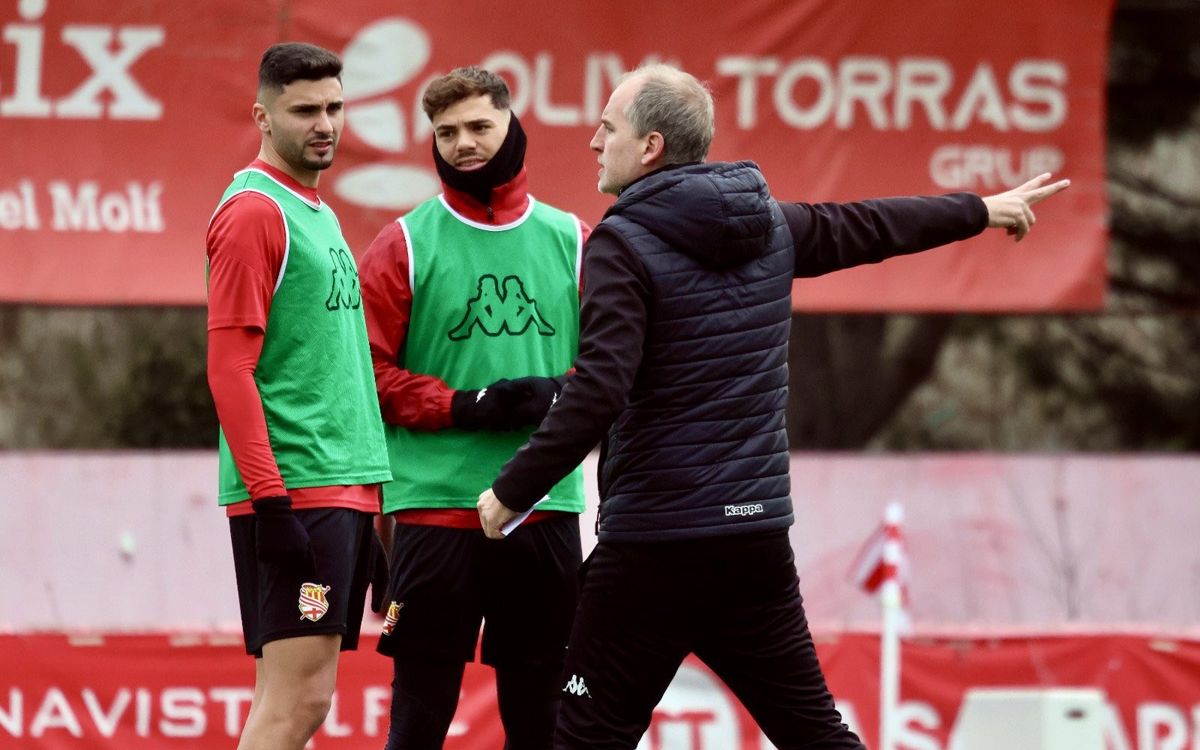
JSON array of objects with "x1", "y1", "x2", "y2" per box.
[{"x1": 478, "y1": 64, "x2": 1069, "y2": 750}]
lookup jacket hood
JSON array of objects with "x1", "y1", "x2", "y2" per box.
[{"x1": 603, "y1": 161, "x2": 774, "y2": 269}]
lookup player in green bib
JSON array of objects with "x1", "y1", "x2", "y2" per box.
[
  {"x1": 358, "y1": 67, "x2": 588, "y2": 750},
  {"x1": 205, "y1": 43, "x2": 391, "y2": 750}
]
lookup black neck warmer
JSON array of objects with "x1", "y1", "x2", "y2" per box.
[{"x1": 433, "y1": 112, "x2": 527, "y2": 207}]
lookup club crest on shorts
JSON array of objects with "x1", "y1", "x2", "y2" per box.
[
  {"x1": 298, "y1": 582, "x2": 332, "y2": 622},
  {"x1": 381, "y1": 601, "x2": 404, "y2": 636}
]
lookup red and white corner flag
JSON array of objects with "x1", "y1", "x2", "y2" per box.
[
  {"x1": 850, "y1": 502, "x2": 911, "y2": 628},
  {"x1": 851, "y1": 501, "x2": 910, "y2": 750}
]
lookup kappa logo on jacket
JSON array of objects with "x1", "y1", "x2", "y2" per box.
[{"x1": 448, "y1": 274, "x2": 555, "y2": 340}]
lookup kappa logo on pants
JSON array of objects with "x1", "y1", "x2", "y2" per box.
[{"x1": 562, "y1": 674, "x2": 591, "y2": 698}]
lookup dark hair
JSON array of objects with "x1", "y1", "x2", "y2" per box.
[
  {"x1": 258, "y1": 42, "x2": 342, "y2": 93},
  {"x1": 421, "y1": 66, "x2": 510, "y2": 120}
]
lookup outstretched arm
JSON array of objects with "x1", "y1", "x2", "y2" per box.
[
  {"x1": 786, "y1": 193, "x2": 988, "y2": 277},
  {"x1": 787, "y1": 172, "x2": 1071, "y2": 277},
  {"x1": 981, "y1": 172, "x2": 1072, "y2": 242}
]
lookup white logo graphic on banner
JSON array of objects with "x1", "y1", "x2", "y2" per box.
[{"x1": 336, "y1": 19, "x2": 440, "y2": 211}]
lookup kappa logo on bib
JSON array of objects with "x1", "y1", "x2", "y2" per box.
[
  {"x1": 448, "y1": 274, "x2": 555, "y2": 340},
  {"x1": 324, "y1": 247, "x2": 362, "y2": 311},
  {"x1": 298, "y1": 582, "x2": 332, "y2": 622}
]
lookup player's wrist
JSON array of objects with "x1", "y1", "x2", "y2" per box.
[
  {"x1": 450, "y1": 389, "x2": 484, "y2": 429},
  {"x1": 251, "y1": 495, "x2": 293, "y2": 515},
  {"x1": 451, "y1": 380, "x2": 518, "y2": 430}
]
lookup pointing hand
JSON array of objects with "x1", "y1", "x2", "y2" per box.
[{"x1": 981, "y1": 172, "x2": 1071, "y2": 242}]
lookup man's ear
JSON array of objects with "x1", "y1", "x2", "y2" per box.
[
  {"x1": 641, "y1": 131, "x2": 665, "y2": 166},
  {"x1": 252, "y1": 102, "x2": 270, "y2": 134}
]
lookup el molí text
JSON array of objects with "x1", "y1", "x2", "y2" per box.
[{"x1": 0, "y1": 180, "x2": 164, "y2": 233}]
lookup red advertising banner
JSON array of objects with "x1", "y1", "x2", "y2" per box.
[
  {"x1": 1, "y1": 0, "x2": 1109, "y2": 309},
  {"x1": 2, "y1": 633, "x2": 1197, "y2": 749}
]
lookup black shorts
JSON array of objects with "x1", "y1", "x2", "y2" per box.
[
  {"x1": 375, "y1": 514, "x2": 581, "y2": 668},
  {"x1": 229, "y1": 508, "x2": 377, "y2": 657}
]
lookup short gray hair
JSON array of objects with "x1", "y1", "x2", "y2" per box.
[{"x1": 623, "y1": 64, "x2": 715, "y2": 165}]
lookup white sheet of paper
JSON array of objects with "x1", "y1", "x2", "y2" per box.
[{"x1": 500, "y1": 495, "x2": 550, "y2": 537}]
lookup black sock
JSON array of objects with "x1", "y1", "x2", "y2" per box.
[
  {"x1": 495, "y1": 662, "x2": 563, "y2": 750},
  {"x1": 384, "y1": 656, "x2": 467, "y2": 750}
]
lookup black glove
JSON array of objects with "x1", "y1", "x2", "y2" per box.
[
  {"x1": 368, "y1": 529, "x2": 390, "y2": 614},
  {"x1": 251, "y1": 495, "x2": 317, "y2": 576},
  {"x1": 451, "y1": 378, "x2": 523, "y2": 430},
  {"x1": 506, "y1": 375, "x2": 567, "y2": 426}
]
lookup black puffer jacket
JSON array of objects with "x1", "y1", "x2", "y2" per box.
[
  {"x1": 594, "y1": 160, "x2": 795, "y2": 541},
  {"x1": 492, "y1": 160, "x2": 988, "y2": 540}
]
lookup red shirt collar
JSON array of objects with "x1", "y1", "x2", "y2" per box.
[
  {"x1": 441, "y1": 167, "x2": 530, "y2": 224},
  {"x1": 248, "y1": 159, "x2": 322, "y2": 206}
]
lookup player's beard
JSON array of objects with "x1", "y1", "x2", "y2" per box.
[
  {"x1": 433, "y1": 113, "x2": 527, "y2": 206},
  {"x1": 278, "y1": 135, "x2": 337, "y2": 173},
  {"x1": 299, "y1": 140, "x2": 336, "y2": 172}
]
